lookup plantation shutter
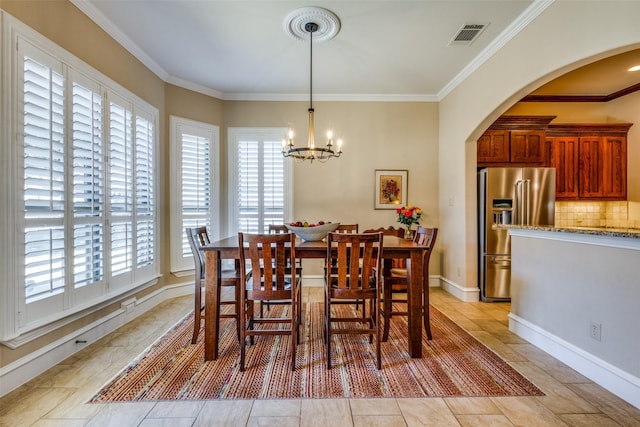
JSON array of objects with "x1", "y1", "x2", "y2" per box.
[
  {"x1": 71, "y1": 78, "x2": 104, "y2": 290},
  {"x1": 181, "y1": 132, "x2": 211, "y2": 256},
  {"x1": 263, "y1": 140, "x2": 285, "y2": 227},
  {"x1": 229, "y1": 128, "x2": 291, "y2": 235},
  {"x1": 22, "y1": 52, "x2": 66, "y2": 303},
  {"x1": 135, "y1": 114, "x2": 154, "y2": 268},
  {"x1": 5, "y1": 22, "x2": 160, "y2": 337},
  {"x1": 169, "y1": 117, "x2": 219, "y2": 274},
  {"x1": 109, "y1": 98, "x2": 133, "y2": 278},
  {"x1": 237, "y1": 140, "x2": 261, "y2": 233}
]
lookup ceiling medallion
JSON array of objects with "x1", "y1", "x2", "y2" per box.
[{"x1": 283, "y1": 6, "x2": 341, "y2": 42}]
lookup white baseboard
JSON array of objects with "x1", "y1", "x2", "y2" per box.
[
  {"x1": 0, "y1": 282, "x2": 193, "y2": 398},
  {"x1": 509, "y1": 313, "x2": 640, "y2": 410},
  {"x1": 438, "y1": 276, "x2": 480, "y2": 302},
  {"x1": 301, "y1": 275, "x2": 324, "y2": 287}
]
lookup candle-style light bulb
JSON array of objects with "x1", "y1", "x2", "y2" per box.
[
  {"x1": 327, "y1": 130, "x2": 333, "y2": 147},
  {"x1": 287, "y1": 129, "x2": 294, "y2": 147},
  {"x1": 337, "y1": 139, "x2": 343, "y2": 153}
]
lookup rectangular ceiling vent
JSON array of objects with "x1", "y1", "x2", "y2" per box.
[{"x1": 449, "y1": 23, "x2": 487, "y2": 45}]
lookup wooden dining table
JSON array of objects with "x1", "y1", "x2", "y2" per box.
[{"x1": 202, "y1": 235, "x2": 430, "y2": 361}]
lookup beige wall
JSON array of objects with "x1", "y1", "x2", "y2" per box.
[
  {"x1": 439, "y1": 0, "x2": 640, "y2": 294},
  {"x1": 223, "y1": 100, "x2": 440, "y2": 274}
]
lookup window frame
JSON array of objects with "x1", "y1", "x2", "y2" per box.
[
  {"x1": 169, "y1": 116, "x2": 221, "y2": 274},
  {"x1": 0, "y1": 13, "x2": 159, "y2": 344},
  {"x1": 227, "y1": 127, "x2": 293, "y2": 236}
]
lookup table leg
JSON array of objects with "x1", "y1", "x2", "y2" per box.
[
  {"x1": 408, "y1": 250, "x2": 423, "y2": 358},
  {"x1": 422, "y1": 252, "x2": 432, "y2": 340},
  {"x1": 204, "y1": 250, "x2": 221, "y2": 361}
]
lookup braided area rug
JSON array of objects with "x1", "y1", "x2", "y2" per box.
[{"x1": 90, "y1": 303, "x2": 543, "y2": 401}]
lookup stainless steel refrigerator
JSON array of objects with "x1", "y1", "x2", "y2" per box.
[{"x1": 478, "y1": 167, "x2": 555, "y2": 301}]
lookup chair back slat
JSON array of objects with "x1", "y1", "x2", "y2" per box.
[{"x1": 414, "y1": 226, "x2": 437, "y2": 249}]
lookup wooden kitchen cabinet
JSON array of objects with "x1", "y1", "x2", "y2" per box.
[
  {"x1": 579, "y1": 134, "x2": 627, "y2": 198},
  {"x1": 477, "y1": 116, "x2": 555, "y2": 167},
  {"x1": 477, "y1": 130, "x2": 509, "y2": 164},
  {"x1": 547, "y1": 123, "x2": 631, "y2": 200},
  {"x1": 510, "y1": 130, "x2": 545, "y2": 163},
  {"x1": 548, "y1": 135, "x2": 579, "y2": 199}
]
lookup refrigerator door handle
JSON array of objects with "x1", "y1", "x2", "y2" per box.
[
  {"x1": 515, "y1": 179, "x2": 524, "y2": 224},
  {"x1": 489, "y1": 256, "x2": 511, "y2": 266},
  {"x1": 523, "y1": 179, "x2": 531, "y2": 225}
]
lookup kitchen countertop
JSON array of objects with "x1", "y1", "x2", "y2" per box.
[{"x1": 508, "y1": 225, "x2": 640, "y2": 239}]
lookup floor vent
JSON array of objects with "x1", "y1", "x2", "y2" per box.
[{"x1": 449, "y1": 23, "x2": 487, "y2": 45}]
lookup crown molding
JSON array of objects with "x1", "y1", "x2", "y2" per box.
[
  {"x1": 521, "y1": 82, "x2": 640, "y2": 103},
  {"x1": 70, "y1": 0, "x2": 170, "y2": 81},
  {"x1": 221, "y1": 93, "x2": 438, "y2": 102},
  {"x1": 165, "y1": 75, "x2": 225, "y2": 100}
]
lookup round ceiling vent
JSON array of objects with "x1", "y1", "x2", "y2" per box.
[{"x1": 283, "y1": 6, "x2": 341, "y2": 42}]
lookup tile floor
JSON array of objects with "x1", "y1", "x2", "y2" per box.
[{"x1": 1, "y1": 287, "x2": 639, "y2": 427}]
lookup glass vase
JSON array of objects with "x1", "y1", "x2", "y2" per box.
[{"x1": 404, "y1": 227, "x2": 413, "y2": 240}]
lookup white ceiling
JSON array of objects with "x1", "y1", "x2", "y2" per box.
[{"x1": 72, "y1": 1, "x2": 639, "y2": 101}]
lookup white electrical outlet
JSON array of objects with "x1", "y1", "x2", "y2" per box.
[{"x1": 590, "y1": 321, "x2": 602, "y2": 341}]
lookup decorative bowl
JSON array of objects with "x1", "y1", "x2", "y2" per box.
[{"x1": 285, "y1": 222, "x2": 340, "y2": 241}]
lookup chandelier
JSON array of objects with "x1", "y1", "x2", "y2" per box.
[{"x1": 282, "y1": 15, "x2": 343, "y2": 163}]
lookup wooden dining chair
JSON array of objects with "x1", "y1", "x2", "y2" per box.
[
  {"x1": 325, "y1": 224, "x2": 363, "y2": 312},
  {"x1": 381, "y1": 226, "x2": 438, "y2": 342},
  {"x1": 186, "y1": 226, "x2": 241, "y2": 345},
  {"x1": 325, "y1": 231, "x2": 383, "y2": 369},
  {"x1": 238, "y1": 232, "x2": 301, "y2": 371},
  {"x1": 262, "y1": 224, "x2": 303, "y2": 315}
]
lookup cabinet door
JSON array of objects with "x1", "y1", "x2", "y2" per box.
[
  {"x1": 578, "y1": 135, "x2": 627, "y2": 199},
  {"x1": 477, "y1": 130, "x2": 509, "y2": 164},
  {"x1": 550, "y1": 136, "x2": 579, "y2": 199},
  {"x1": 510, "y1": 130, "x2": 545, "y2": 163},
  {"x1": 579, "y1": 136, "x2": 603, "y2": 197},
  {"x1": 602, "y1": 136, "x2": 627, "y2": 198}
]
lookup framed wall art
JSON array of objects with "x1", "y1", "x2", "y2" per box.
[{"x1": 374, "y1": 169, "x2": 407, "y2": 209}]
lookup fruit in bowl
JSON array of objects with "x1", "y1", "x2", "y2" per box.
[{"x1": 285, "y1": 221, "x2": 340, "y2": 241}]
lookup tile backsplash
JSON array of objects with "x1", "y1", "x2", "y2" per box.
[{"x1": 555, "y1": 201, "x2": 640, "y2": 229}]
